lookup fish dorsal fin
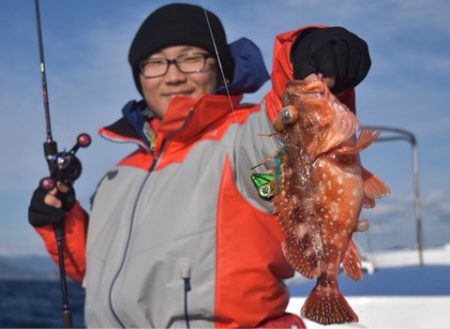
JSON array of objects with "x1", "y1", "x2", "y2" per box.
[
  {"x1": 342, "y1": 239, "x2": 363, "y2": 281},
  {"x1": 363, "y1": 167, "x2": 391, "y2": 199},
  {"x1": 310, "y1": 99, "x2": 359, "y2": 157}
]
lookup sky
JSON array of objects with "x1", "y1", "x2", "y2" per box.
[{"x1": 0, "y1": 0, "x2": 449, "y2": 256}]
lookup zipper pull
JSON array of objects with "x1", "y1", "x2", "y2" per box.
[
  {"x1": 150, "y1": 134, "x2": 157, "y2": 151},
  {"x1": 178, "y1": 258, "x2": 192, "y2": 329}
]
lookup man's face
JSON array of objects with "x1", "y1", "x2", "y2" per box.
[{"x1": 139, "y1": 45, "x2": 218, "y2": 120}]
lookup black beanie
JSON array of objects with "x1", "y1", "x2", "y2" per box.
[{"x1": 128, "y1": 3, "x2": 234, "y2": 94}]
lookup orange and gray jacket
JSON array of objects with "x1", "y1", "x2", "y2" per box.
[{"x1": 35, "y1": 27, "x2": 355, "y2": 328}]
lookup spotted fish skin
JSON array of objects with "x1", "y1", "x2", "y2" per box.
[{"x1": 272, "y1": 77, "x2": 389, "y2": 325}]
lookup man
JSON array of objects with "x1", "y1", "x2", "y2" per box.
[{"x1": 29, "y1": 3, "x2": 370, "y2": 328}]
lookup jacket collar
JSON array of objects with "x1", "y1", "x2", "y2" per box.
[
  {"x1": 99, "y1": 100, "x2": 152, "y2": 150},
  {"x1": 99, "y1": 94, "x2": 242, "y2": 151},
  {"x1": 158, "y1": 94, "x2": 242, "y2": 140},
  {"x1": 99, "y1": 37, "x2": 269, "y2": 150}
]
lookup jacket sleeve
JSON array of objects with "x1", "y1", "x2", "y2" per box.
[
  {"x1": 34, "y1": 201, "x2": 88, "y2": 284},
  {"x1": 232, "y1": 27, "x2": 356, "y2": 212}
]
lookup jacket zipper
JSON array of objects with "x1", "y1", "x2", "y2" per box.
[
  {"x1": 107, "y1": 146, "x2": 163, "y2": 328},
  {"x1": 107, "y1": 108, "x2": 194, "y2": 328}
]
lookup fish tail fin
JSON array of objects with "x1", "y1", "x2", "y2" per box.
[
  {"x1": 343, "y1": 239, "x2": 363, "y2": 280},
  {"x1": 301, "y1": 284, "x2": 358, "y2": 325}
]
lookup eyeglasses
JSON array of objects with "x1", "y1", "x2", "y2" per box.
[{"x1": 139, "y1": 53, "x2": 214, "y2": 78}]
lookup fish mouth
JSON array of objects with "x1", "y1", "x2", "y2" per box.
[{"x1": 290, "y1": 91, "x2": 323, "y2": 100}]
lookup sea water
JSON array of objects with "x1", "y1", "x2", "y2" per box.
[{"x1": 0, "y1": 280, "x2": 85, "y2": 328}]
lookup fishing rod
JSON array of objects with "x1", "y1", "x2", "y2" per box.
[{"x1": 34, "y1": 0, "x2": 91, "y2": 327}]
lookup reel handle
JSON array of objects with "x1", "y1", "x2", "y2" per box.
[
  {"x1": 77, "y1": 133, "x2": 91, "y2": 147},
  {"x1": 40, "y1": 176, "x2": 56, "y2": 191},
  {"x1": 41, "y1": 133, "x2": 91, "y2": 190}
]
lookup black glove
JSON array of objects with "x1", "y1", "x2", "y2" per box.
[
  {"x1": 28, "y1": 182, "x2": 76, "y2": 228},
  {"x1": 291, "y1": 26, "x2": 371, "y2": 93}
]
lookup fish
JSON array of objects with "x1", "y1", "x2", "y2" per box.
[{"x1": 266, "y1": 76, "x2": 390, "y2": 325}]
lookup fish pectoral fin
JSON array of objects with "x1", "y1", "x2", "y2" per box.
[
  {"x1": 363, "y1": 167, "x2": 391, "y2": 199},
  {"x1": 250, "y1": 147, "x2": 283, "y2": 170},
  {"x1": 342, "y1": 239, "x2": 363, "y2": 281},
  {"x1": 282, "y1": 235, "x2": 319, "y2": 279},
  {"x1": 362, "y1": 195, "x2": 375, "y2": 208},
  {"x1": 335, "y1": 128, "x2": 380, "y2": 155},
  {"x1": 256, "y1": 132, "x2": 285, "y2": 137},
  {"x1": 311, "y1": 106, "x2": 359, "y2": 156},
  {"x1": 355, "y1": 128, "x2": 380, "y2": 152}
]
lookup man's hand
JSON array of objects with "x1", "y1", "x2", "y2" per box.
[
  {"x1": 28, "y1": 181, "x2": 76, "y2": 227},
  {"x1": 291, "y1": 27, "x2": 371, "y2": 93}
]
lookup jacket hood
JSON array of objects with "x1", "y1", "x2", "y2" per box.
[{"x1": 216, "y1": 37, "x2": 269, "y2": 95}]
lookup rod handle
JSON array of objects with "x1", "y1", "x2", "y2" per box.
[{"x1": 63, "y1": 310, "x2": 73, "y2": 329}]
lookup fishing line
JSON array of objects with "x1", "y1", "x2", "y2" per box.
[{"x1": 200, "y1": 0, "x2": 236, "y2": 117}]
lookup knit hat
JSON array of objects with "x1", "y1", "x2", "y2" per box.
[{"x1": 128, "y1": 3, "x2": 234, "y2": 94}]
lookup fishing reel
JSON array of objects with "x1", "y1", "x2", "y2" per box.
[{"x1": 41, "y1": 133, "x2": 91, "y2": 190}]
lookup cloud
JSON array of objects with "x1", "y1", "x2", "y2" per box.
[
  {"x1": 1, "y1": 0, "x2": 450, "y2": 256},
  {"x1": 357, "y1": 187, "x2": 450, "y2": 251},
  {"x1": 423, "y1": 190, "x2": 450, "y2": 216}
]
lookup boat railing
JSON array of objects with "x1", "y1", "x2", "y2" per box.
[{"x1": 360, "y1": 125, "x2": 423, "y2": 266}]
